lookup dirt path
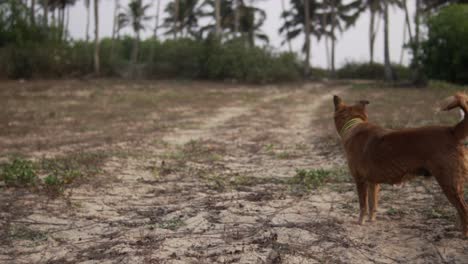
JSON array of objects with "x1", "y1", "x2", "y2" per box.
[{"x1": 1, "y1": 82, "x2": 467, "y2": 264}]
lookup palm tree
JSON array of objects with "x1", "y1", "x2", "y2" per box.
[
  {"x1": 110, "y1": 0, "x2": 120, "y2": 61},
  {"x1": 84, "y1": 0, "x2": 90, "y2": 41},
  {"x1": 280, "y1": 0, "x2": 326, "y2": 77},
  {"x1": 42, "y1": 0, "x2": 48, "y2": 26},
  {"x1": 383, "y1": 0, "x2": 392, "y2": 81},
  {"x1": 322, "y1": 0, "x2": 361, "y2": 75},
  {"x1": 94, "y1": 0, "x2": 100, "y2": 75},
  {"x1": 163, "y1": 0, "x2": 200, "y2": 38},
  {"x1": 281, "y1": 0, "x2": 292, "y2": 52},
  {"x1": 304, "y1": 0, "x2": 311, "y2": 76},
  {"x1": 200, "y1": 0, "x2": 268, "y2": 46},
  {"x1": 360, "y1": 0, "x2": 402, "y2": 64},
  {"x1": 215, "y1": 0, "x2": 221, "y2": 37},
  {"x1": 119, "y1": 0, "x2": 152, "y2": 64},
  {"x1": 30, "y1": 0, "x2": 36, "y2": 25},
  {"x1": 153, "y1": 0, "x2": 161, "y2": 39}
]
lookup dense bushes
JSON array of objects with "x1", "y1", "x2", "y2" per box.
[
  {"x1": 336, "y1": 62, "x2": 411, "y2": 80},
  {"x1": 0, "y1": 37, "x2": 302, "y2": 83},
  {"x1": 421, "y1": 4, "x2": 468, "y2": 84}
]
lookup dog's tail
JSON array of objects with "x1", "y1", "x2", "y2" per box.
[{"x1": 442, "y1": 93, "x2": 468, "y2": 141}]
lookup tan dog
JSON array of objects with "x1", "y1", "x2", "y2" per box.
[{"x1": 333, "y1": 93, "x2": 468, "y2": 238}]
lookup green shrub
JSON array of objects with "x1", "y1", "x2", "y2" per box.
[
  {"x1": 289, "y1": 168, "x2": 331, "y2": 191},
  {"x1": 421, "y1": 4, "x2": 468, "y2": 84},
  {"x1": 43, "y1": 174, "x2": 64, "y2": 196},
  {"x1": 0, "y1": 158, "x2": 38, "y2": 187},
  {"x1": 337, "y1": 62, "x2": 411, "y2": 80}
]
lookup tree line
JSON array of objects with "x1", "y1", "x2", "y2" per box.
[{"x1": 1, "y1": 0, "x2": 467, "y2": 83}]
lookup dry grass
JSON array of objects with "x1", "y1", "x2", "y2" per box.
[{"x1": 1, "y1": 80, "x2": 467, "y2": 263}]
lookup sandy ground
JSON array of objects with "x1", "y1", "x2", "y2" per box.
[{"x1": 0, "y1": 80, "x2": 467, "y2": 264}]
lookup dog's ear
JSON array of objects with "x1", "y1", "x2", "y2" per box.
[{"x1": 333, "y1": 95, "x2": 344, "y2": 111}]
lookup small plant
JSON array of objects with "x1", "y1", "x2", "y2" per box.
[
  {"x1": 159, "y1": 218, "x2": 185, "y2": 231},
  {"x1": 43, "y1": 174, "x2": 64, "y2": 196},
  {"x1": 0, "y1": 158, "x2": 38, "y2": 187},
  {"x1": 9, "y1": 225, "x2": 47, "y2": 241},
  {"x1": 289, "y1": 168, "x2": 331, "y2": 191}
]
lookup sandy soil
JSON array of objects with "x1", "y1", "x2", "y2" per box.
[{"x1": 0, "y1": 80, "x2": 467, "y2": 264}]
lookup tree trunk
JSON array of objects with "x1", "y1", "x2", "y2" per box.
[
  {"x1": 383, "y1": 1, "x2": 393, "y2": 81},
  {"x1": 43, "y1": 0, "x2": 48, "y2": 26},
  {"x1": 174, "y1": 0, "x2": 179, "y2": 39},
  {"x1": 30, "y1": 0, "x2": 36, "y2": 25},
  {"x1": 131, "y1": 31, "x2": 140, "y2": 65},
  {"x1": 412, "y1": 0, "x2": 425, "y2": 85},
  {"x1": 94, "y1": 0, "x2": 100, "y2": 75},
  {"x1": 65, "y1": 6, "x2": 70, "y2": 40},
  {"x1": 403, "y1": 0, "x2": 413, "y2": 42},
  {"x1": 234, "y1": 0, "x2": 240, "y2": 36},
  {"x1": 154, "y1": 0, "x2": 161, "y2": 39},
  {"x1": 331, "y1": 2, "x2": 336, "y2": 76},
  {"x1": 86, "y1": 0, "x2": 90, "y2": 42},
  {"x1": 110, "y1": 0, "x2": 119, "y2": 61},
  {"x1": 304, "y1": 0, "x2": 311, "y2": 77},
  {"x1": 369, "y1": 9, "x2": 375, "y2": 64},
  {"x1": 215, "y1": 0, "x2": 221, "y2": 38},
  {"x1": 281, "y1": 0, "x2": 292, "y2": 52}
]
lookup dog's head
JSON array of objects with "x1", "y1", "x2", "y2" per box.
[{"x1": 333, "y1": 95, "x2": 369, "y2": 133}]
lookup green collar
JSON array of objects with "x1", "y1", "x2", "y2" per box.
[{"x1": 340, "y1": 118, "x2": 364, "y2": 138}]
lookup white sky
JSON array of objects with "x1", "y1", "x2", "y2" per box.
[{"x1": 66, "y1": 0, "x2": 416, "y2": 68}]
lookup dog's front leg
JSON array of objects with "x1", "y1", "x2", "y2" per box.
[
  {"x1": 368, "y1": 183, "x2": 381, "y2": 222},
  {"x1": 356, "y1": 180, "x2": 369, "y2": 224}
]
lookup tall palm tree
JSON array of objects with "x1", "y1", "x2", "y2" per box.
[
  {"x1": 84, "y1": 0, "x2": 90, "y2": 41},
  {"x1": 94, "y1": 0, "x2": 100, "y2": 75},
  {"x1": 30, "y1": 0, "x2": 36, "y2": 25},
  {"x1": 215, "y1": 0, "x2": 221, "y2": 37},
  {"x1": 119, "y1": 0, "x2": 152, "y2": 64},
  {"x1": 42, "y1": 0, "x2": 48, "y2": 26},
  {"x1": 280, "y1": 0, "x2": 326, "y2": 77},
  {"x1": 304, "y1": 0, "x2": 311, "y2": 76},
  {"x1": 281, "y1": 0, "x2": 292, "y2": 52},
  {"x1": 322, "y1": 0, "x2": 361, "y2": 75},
  {"x1": 200, "y1": 0, "x2": 268, "y2": 45},
  {"x1": 360, "y1": 0, "x2": 402, "y2": 64},
  {"x1": 383, "y1": 0, "x2": 392, "y2": 81},
  {"x1": 163, "y1": 0, "x2": 200, "y2": 38},
  {"x1": 110, "y1": 0, "x2": 120, "y2": 61}
]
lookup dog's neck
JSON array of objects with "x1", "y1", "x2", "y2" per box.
[{"x1": 340, "y1": 118, "x2": 364, "y2": 138}]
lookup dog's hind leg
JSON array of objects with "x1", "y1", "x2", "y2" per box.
[
  {"x1": 438, "y1": 183, "x2": 468, "y2": 238},
  {"x1": 356, "y1": 180, "x2": 369, "y2": 224},
  {"x1": 368, "y1": 183, "x2": 381, "y2": 222},
  {"x1": 433, "y1": 167, "x2": 468, "y2": 238}
]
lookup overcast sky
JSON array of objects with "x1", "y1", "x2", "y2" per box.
[{"x1": 66, "y1": 0, "x2": 416, "y2": 68}]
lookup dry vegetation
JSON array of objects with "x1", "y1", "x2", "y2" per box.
[{"x1": 0, "y1": 80, "x2": 467, "y2": 263}]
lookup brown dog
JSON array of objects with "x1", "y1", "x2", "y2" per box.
[{"x1": 333, "y1": 93, "x2": 468, "y2": 238}]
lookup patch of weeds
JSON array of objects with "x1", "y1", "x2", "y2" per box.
[
  {"x1": 423, "y1": 207, "x2": 453, "y2": 220},
  {"x1": 386, "y1": 207, "x2": 404, "y2": 217},
  {"x1": 203, "y1": 174, "x2": 227, "y2": 192},
  {"x1": 43, "y1": 174, "x2": 64, "y2": 197},
  {"x1": 39, "y1": 152, "x2": 107, "y2": 197},
  {"x1": 9, "y1": 225, "x2": 47, "y2": 242},
  {"x1": 276, "y1": 151, "x2": 292, "y2": 159},
  {"x1": 264, "y1": 143, "x2": 275, "y2": 155},
  {"x1": 159, "y1": 218, "x2": 185, "y2": 231},
  {"x1": 289, "y1": 169, "x2": 331, "y2": 192},
  {"x1": 230, "y1": 175, "x2": 258, "y2": 189},
  {"x1": 40, "y1": 152, "x2": 106, "y2": 185},
  {"x1": 170, "y1": 139, "x2": 225, "y2": 164},
  {"x1": 0, "y1": 158, "x2": 38, "y2": 187}
]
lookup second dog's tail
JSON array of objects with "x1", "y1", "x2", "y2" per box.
[{"x1": 442, "y1": 93, "x2": 468, "y2": 141}]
